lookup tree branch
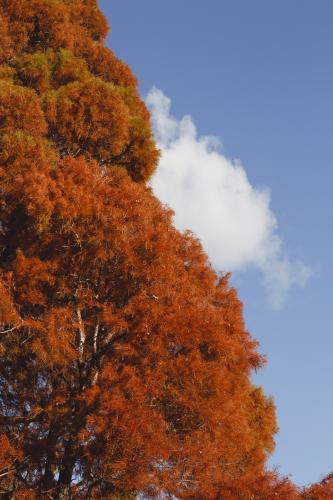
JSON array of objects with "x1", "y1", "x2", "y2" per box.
[
  {"x1": 93, "y1": 322, "x2": 99, "y2": 354},
  {"x1": 92, "y1": 322, "x2": 100, "y2": 386},
  {"x1": 77, "y1": 309, "x2": 85, "y2": 362},
  {"x1": 0, "y1": 467, "x2": 16, "y2": 479},
  {"x1": 0, "y1": 323, "x2": 22, "y2": 335},
  {"x1": 89, "y1": 329, "x2": 129, "y2": 366},
  {"x1": 0, "y1": 410, "x2": 45, "y2": 426}
]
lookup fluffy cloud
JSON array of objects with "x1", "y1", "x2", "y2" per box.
[{"x1": 146, "y1": 87, "x2": 312, "y2": 308}]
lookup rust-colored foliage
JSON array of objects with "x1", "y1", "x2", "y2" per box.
[
  {"x1": 0, "y1": 154, "x2": 274, "y2": 497},
  {"x1": 0, "y1": 0, "x2": 158, "y2": 183},
  {"x1": 301, "y1": 474, "x2": 333, "y2": 499},
  {"x1": 0, "y1": 1, "x2": 330, "y2": 498}
]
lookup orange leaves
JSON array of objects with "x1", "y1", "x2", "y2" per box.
[
  {"x1": 1, "y1": 0, "x2": 72, "y2": 53},
  {"x1": 33, "y1": 307, "x2": 77, "y2": 367},
  {"x1": 13, "y1": 251, "x2": 57, "y2": 307},
  {"x1": 13, "y1": 51, "x2": 54, "y2": 94},
  {"x1": 246, "y1": 387, "x2": 277, "y2": 455},
  {"x1": 0, "y1": 1, "x2": 315, "y2": 497},
  {"x1": 51, "y1": 156, "x2": 103, "y2": 220},
  {"x1": 0, "y1": 10, "x2": 13, "y2": 62},
  {"x1": 0, "y1": 435, "x2": 22, "y2": 470},
  {"x1": 0, "y1": 0, "x2": 108, "y2": 59},
  {"x1": 116, "y1": 86, "x2": 159, "y2": 181},
  {"x1": 0, "y1": 5, "x2": 158, "y2": 185},
  {"x1": 101, "y1": 306, "x2": 128, "y2": 334},
  {"x1": 0, "y1": 142, "x2": 281, "y2": 495},
  {"x1": 0, "y1": 279, "x2": 19, "y2": 326},
  {"x1": 44, "y1": 78, "x2": 130, "y2": 160},
  {"x1": 0, "y1": 81, "x2": 47, "y2": 137},
  {"x1": 302, "y1": 474, "x2": 333, "y2": 499},
  {"x1": 52, "y1": 50, "x2": 90, "y2": 87},
  {"x1": 13, "y1": 50, "x2": 90, "y2": 94},
  {"x1": 81, "y1": 44, "x2": 138, "y2": 88},
  {"x1": 68, "y1": 0, "x2": 109, "y2": 43},
  {"x1": 0, "y1": 0, "x2": 159, "y2": 183},
  {"x1": 0, "y1": 82, "x2": 54, "y2": 217}
]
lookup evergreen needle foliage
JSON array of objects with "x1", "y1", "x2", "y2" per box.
[{"x1": 0, "y1": 1, "x2": 330, "y2": 498}]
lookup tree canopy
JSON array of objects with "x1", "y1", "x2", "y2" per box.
[{"x1": 0, "y1": 1, "x2": 330, "y2": 498}]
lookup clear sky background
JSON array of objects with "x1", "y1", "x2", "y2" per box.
[{"x1": 99, "y1": 0, "x2": 333, "y2": 487}]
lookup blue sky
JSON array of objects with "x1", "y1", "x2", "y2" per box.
[{"x1": 99, "y1": 0, "x2": 333, "y2": 487}]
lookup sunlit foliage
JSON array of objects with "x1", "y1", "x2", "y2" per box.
[
  {"x1": 0, "y1": 0, "x2": 158, "y2": 182},
  {"x1": 0, "y1": 1, "x2": 329, "y2": 498}
]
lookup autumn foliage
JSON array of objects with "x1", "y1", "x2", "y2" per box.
[{"x1": 0, "y1": 1, "x2": 330, "y2": 498}]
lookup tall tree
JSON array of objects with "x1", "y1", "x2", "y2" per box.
[{"x1": 0, "y1": 1, "x2": 329, "y2": 498}]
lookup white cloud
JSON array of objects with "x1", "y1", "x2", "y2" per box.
[{"x1": 146, "y1": 87, "x2": 313, "y2": 308}]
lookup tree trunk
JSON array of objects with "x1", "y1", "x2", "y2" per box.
[
  {"x1": 57, "y1": 485, "x2": 71, "y2": 500},
  {"x1": 40, "y1": 426, "x2": 57, "y2": 494},
  {"x1": 56, "y1": 439, "x2": 75, "y2": 500}
]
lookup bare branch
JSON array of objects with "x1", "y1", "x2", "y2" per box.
[
  {"x1": 0, "y1": 467, "x2": 16, "y2": 479},
  {"x1": 0, "y1": 323, "x2": 22, "y2": 335},
  {"x1": 93, "y1": 322, "x2": 99, "y2": 354},
  {"x1": 91, "y1": 322, "x2": 100, "y2": 386},
  {"x1": 103, "y1": 328, "x2": 127, "y2": 346},
  {"x1": 77, "y1": 309, "x2": 86, "y2": 361},
  {"x1": 92, "y1": 371, "x2": 99, "y2": 386},
  {"x1": 0, "y1": 456, "x2": 31, "y2": 479},
  {"x1": 89, "y1": 329, "x2": 128, "y2": 366}
]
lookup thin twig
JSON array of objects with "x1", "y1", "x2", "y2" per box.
[{"x1": 0, "y1": 323, "x2": 21, "y2": 335}]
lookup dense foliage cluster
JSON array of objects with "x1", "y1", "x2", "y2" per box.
[
  {"x1": 0, "y1": 0, "x2": 158, "y2": 183},
  {"x1": 0, "y1": 1, "x2": 330, "y2": 498}
]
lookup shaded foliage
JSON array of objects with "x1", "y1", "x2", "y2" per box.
[{"x1": 0, "y1": 154, "x2": 277, "y2": 497}]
